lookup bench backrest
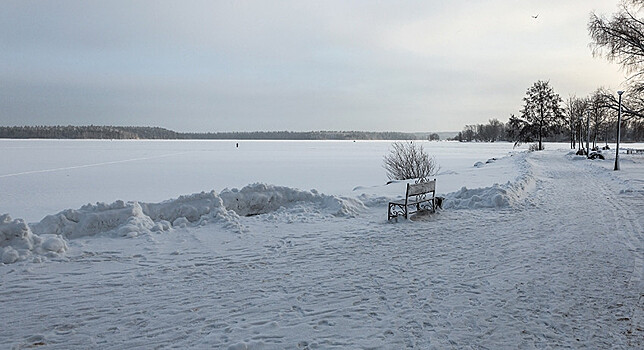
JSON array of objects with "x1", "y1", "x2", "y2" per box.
[{"x1": 406, "y1": 179, "x2": 436, "y2": 197}]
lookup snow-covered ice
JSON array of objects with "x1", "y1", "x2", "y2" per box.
[{"x1": 0, "y1": 140, "x2": 642, "y2": 348}]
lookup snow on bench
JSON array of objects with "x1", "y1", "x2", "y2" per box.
[{"x1": 388, "y1": 179, "x2": 436, "y2": 220}]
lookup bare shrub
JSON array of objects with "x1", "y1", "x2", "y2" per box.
[{"x1": 383, "y1": 141, "x2": 439, "y2": 181}]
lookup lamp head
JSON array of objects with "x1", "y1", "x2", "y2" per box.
[{"x1": 617, "y1": 91, "x2": 624, "y2": 96}]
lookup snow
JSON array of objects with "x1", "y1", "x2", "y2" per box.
[
  {"x1": 30, "y1": 191, "x2": 244, "y2": 242},
  {"x1": 0, "y1": 140, "x2": 643, "y2": 348},
  {"x1": 0, "y1": 139, "x2": 527, "y2": 223},
  {"x1": 220, "y1": 183, "x2": 365, "y2": 217},
  {"x1": 0, "y1": 214, "x2": 67, "y2": 263},
  {"x1": 443, "y1": 153, "x2": 536, "y2": 209}
]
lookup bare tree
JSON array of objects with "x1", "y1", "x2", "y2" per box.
[
  {"x1": 594, "y1": 87, "x2": 644, "y2": 120},
  {"x1": 588, "y1": 90, "x2": 609, "y2": 148},
  {"x1": 463, "y1": 125, "x2": 476, "y2": 142},
  {"x1": 589, "y1": 0, "x2": 644, "y2": 118},
  {"x1": 565, "y1": 95, "x2": 586, "y2": 149},
  {"x1": 577, "y1": 98, "x2": 591, "y2": 152},
  {"x1": 589, "y1": 0, "x2": 644, "y2": 76},
  {"x1": 383, "y1": 141, "x2": 439, "y2": 182},
  {"x1": 487, "y1": 118, "x2": 504, "y2": 142}
]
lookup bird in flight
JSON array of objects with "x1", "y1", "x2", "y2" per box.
[{"x1": 532, "y1": 14, "x2": 539, "y2": 19}]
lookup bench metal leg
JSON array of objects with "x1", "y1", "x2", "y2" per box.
[{"x1": 388, "y1": 203, "x2": 406, "y2": 221}]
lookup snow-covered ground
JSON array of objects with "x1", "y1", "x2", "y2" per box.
[
  {"x1": 1, "y1": 140, "x2": 642, "y2": 349},
  {"x1": 0, "y1": 140, "x2": 527, "y2": 223}
]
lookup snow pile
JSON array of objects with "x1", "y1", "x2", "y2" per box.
[
  {"x1": 3, "y1": 183, "x2": 367, "y2": 264},
  {"x1": 444, "y1": 154, "x2": 535, "y2": 209},
  {"x1": 32, "y1": 201, "x2": 155, "y2": 239},
  {"x1": 474, "y1": 157, "x2": 498, "y2": 168},
  {"x1": 220, "y1": 183, "x2": 365, "y2": 217},
  {"x1": 140, "y1": 191, "x2": 241, "y2": 230},
  {"x1": 31, "y1": 191, "x2": 242, "y2": 240},
  {"x1": 0, "y1": 214, "x2": 67, "y2": 264},
  {"x1": 444, "y1": 183, "x2": 521, "y2": 209}
]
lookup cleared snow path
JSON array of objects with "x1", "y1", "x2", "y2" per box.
[{"x1": 1, "y1": 150, "x2": 642, "y2": 349}]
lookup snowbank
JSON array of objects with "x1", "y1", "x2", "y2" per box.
[
  {"x1": 220, "y1": 183, "x2": 365, "y2": 217},
  {"x1": 31, "y1": 191, "x2": 242, "y2": 240},
  {"x1": 0, "y1": 191, "x2": 242, "y2": 264},
  {"x1": 0, "y1": 214, "x2": 67, "y2": 264},
  {"x1": 32, "y1": 201, "x2": 154, "y2": 239},
  {"x1": 140, "y1": 191, "x2": 240, "y2": 230},
  {"x1": 443, "y1": 153, "x2": 535, "y2": 209},
  {"x1": 2, "y1": 184, "x2": 367, "y2": 264}
]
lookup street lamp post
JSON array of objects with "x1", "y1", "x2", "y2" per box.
[
  {"x1": 614, "y1": 90, "x2": 624, "y2": 171},
  {"x1": 578, "y1": 116, "x2": 583, "y2": 153},
  {"x1": 586, "y1": 110, "x2": 590, "y2": 157}
]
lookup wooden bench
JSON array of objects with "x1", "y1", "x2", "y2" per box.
[
  {"x1": 626, "y1": 148, "x2": 644, "y2": 155},
  {"x1": 388, "y1": 179, "x2": 436, "y2": 220}
]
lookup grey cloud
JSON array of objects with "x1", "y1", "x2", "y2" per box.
[{"x1": 0, "y1": 0, "x2": 627, "y2": 132}]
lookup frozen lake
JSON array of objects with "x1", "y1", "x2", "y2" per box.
[{"x1": 1, "y1": 139, "x2": 535, "y2": 222}]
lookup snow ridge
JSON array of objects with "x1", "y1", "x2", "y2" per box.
[
  {"x1": 0, "y1": 192, "x2": 244, "y2": 264},
  {"x1": 1, "y1": 185, "x2": 366, "y2": 264},
  {"x1": 220, "y1": 183, "x2": 365, "y2": 217},
  {"x1": 31, "y1": 191, "x2": 243, "y2": 240},
  {"x1": 443, "y1": 153, "x2": 535, "y2": 209}
]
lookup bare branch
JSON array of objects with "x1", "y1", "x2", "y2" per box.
[{"x1": 383, "y1": 141, "x2": 439, "y2": 181}]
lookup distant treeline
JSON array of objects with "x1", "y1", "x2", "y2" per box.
[
  {"x1": 181, "y1": 130, "x2": 416, "y2": 140},
  {"x1": 453, "y1": 119, "x2": 575, "y2": 143},
  {"x1": 0, "y1": 125, "x2": 418, "y2": 140},
  {"x1": 453, "y1": 118, "x2": 644, "y2": 143}
]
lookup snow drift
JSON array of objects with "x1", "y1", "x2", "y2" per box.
[
  {"x1": 220, "y1": 183, "x2": 365, "y2": 217},
  {"x1": 31, "y1": 191, "x2": 242, "y2": 240},
  {"x1": 1, "y1": 185, "x2": 367, "y2": 264},
  {"x1": 0, "y1": 191, "x2": 245, "y2": 264},
  {"x1": 443, "y1": 153, "x2": 535, "y2": 209}
]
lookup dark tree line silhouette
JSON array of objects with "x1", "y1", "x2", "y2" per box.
[
  {"x1": 453, "y1": 109, "x2": 643, "y2": 144},
  {"x1": 0, "y1": 125, "x2": 417, "y2": 141}
]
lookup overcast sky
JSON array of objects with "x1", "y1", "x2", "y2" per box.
[{"x1": 0, "y1": 0, "x2": 629, "y2": 132}]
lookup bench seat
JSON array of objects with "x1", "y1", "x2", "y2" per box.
[{"x1": 388, "y1": 179, "x2": 436, "y2": 220}]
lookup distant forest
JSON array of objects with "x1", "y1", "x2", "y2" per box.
[
  {"x1": 2, "y1": 123, "x2": 642, "y2": 143},
  {"x1": 0, "y1": 125, "x2": 419, "y2": 140},
  {"x1": 453, "y1": 117, "x2": 644, "y2": 144}
]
